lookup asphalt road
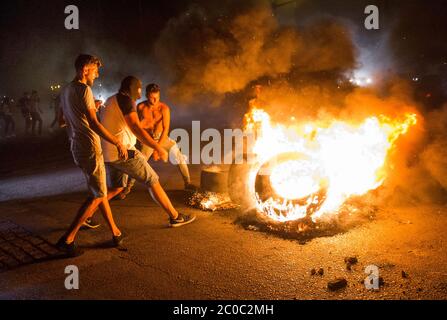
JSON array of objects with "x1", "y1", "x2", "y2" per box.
[{"x1": 1, "y1": 136, "x2": 447, "y2": 300}]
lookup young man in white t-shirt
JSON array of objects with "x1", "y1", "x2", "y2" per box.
[{"x1": 57, "y1": 54, "x2": 128, "y2": 256}]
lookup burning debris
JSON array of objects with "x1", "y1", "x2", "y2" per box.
[
  {"x1": 236, "y1": 202, "x2": 378, "y2": 243},
  {"x1": 310, "y1": 268, "x2": 325, "y2": 276},
  {"x1": 188, "y1": 191, "x2": 239, "y2": 212},
  {"x1": 188, "y1": 166, "x2": 239, "y2": 212},
  {"x1": 327, "y1": 278, "x2": 348, "y2": 291},
  {"x1": 242, "y1": 107, "x2": 417, "y2": 226},
  {"x1": 345, "y1": 256, "x2": 359, "y2": 271}
]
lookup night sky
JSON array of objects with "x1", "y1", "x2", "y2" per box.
[
  {"x1": 1, "y1": 0, "x2": 447, "y2": 107},
  {"x1": 0, "y1": 0, "x2": 192, "y2": 96}
]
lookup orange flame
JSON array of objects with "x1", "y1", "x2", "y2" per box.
[{"x1": 244, "y1": 108, "x2": 417, "y2": 222}]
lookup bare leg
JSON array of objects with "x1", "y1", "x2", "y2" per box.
[
  {"x1": 177, "y1": 164, "x2": 191, "y2": 186},
  {"x1": 169, "y1": 142, "x2": 191, "y2": 186},
  {"x1": 31, "y1": 120, "x2": 35, "y2": 135},
  {"x1": 97, "y1": 198, "x2": 121, "y2": 237},
  {"x1": 25, "y1": 118, "x2": 31, "y2": 135},
  {"x1": 107, "y1": 187, "x2": 124, "y2": 201},
  {"x1": 63, "y1": 197, "x2": 103, "y2": 243},
  {"x1": 148, "y1": 182, "x2": 179, "y2": 219},
  {"x1": 85, "y1": 187, "x2": 124, "y2": 219}
]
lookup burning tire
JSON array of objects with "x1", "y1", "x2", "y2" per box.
[
  {"x1": 229, "y1": 151, "x2": 327, "y2": 222},
  {"x1": 253, "y1": 152, "x2": 327, "y2": 222}
]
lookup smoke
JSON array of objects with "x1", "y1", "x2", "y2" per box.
[
  {"x1": 0, "y1": 0, "x2": 163, "y2": 103},
  {"x1": 419, "y1": 105, "x2": 447, "y2": 196},
  {"x1": 153, "y1": 0, "x2": 447, "y2": 204},
  {"x1": 4, "y1": 0, "x2": 446, "y2": 204},
  {"x1": 153, "y1": 0, "x2": 356, "y2": 106}
]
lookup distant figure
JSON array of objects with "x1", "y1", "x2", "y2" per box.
[
  {"x1": 18, "y1": 92, "x2": 32, "y2": 135},
  {"x1": 49, "y1": 93, "x2": 61, "y2": 131},
  {"x1": 0, "y1": 96, "x2": 15, "y2": 138},
  {"x1": 30, "y1": 90, "x2": 43, "y2": 135}
]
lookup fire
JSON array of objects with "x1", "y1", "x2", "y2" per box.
[{"x1": 244, "y1": 108, "x2": 417, "y2": 223}]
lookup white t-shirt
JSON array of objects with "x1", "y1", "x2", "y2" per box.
[
  {"x1": 60, "y1": 81, "x2": 101, "y2": 156},
  {"x1": 99, "y1": 93, "x2": 137, "y2": 162}
]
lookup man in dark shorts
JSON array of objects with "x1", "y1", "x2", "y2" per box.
[
  {"x1": 57, "y1": 54, "x2": 128, "y2": 256},
  {"x1": 18, "y1": 92, "x2": 32, "y2": 135},
  {"x1": 99, "y1": 76, "x2": 196, "y2": 228},
  {"x1": 49, "y1": 93, "x2": 61, "y2": 131},
  {"x1": 0, "y1": 96, "x2": 15, "y2": 138},
  {"x1": 30, "y1": 90, "x2": 43, "y2": 136}
]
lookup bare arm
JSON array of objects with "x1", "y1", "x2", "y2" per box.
[
  {"x1": 137, "y1": 102, "x2": 145, "y2": 121},
  {"x1": 158, "y1": 105, "x2": 171, "y2": 146},
  {"x1": 85, "y1": 108, "x2": 127, "y2": 159},
  {"x1": 124, "y1": 112, "x2": 168, "y2": 162}
]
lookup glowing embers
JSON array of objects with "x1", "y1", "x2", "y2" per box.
[{"x1": 254, "y1": 152, "x2": 326, "y2": 222}]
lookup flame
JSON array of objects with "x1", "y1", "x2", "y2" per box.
[{"x1": 244, "y1": 108, "x2": 417, "y2": 222}]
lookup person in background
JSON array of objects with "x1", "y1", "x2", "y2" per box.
[
  {"x1": 30, "y1": 90, "x2": 43, "y2": 136},
  {"x1": 0, "y1": 96, "x2": 16, "y2": 138},
  {"x1": 19, "y1": 92, "x2": 32, "y2": 135},
  {"x1": 49, "y1": 93, "x2": 61, "y2": 132}
]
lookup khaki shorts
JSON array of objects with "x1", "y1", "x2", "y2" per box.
[
  {"x1": 72, "y1": 151, "x2": 107, "y2": 198},
  {"x1": 105, "y1": 149, "x2": 159, "y2": 189}
]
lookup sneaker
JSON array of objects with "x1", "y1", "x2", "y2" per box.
[
  {"x1": 56, "y1": 237, "x2": 84, "y2": 257},
  {"x1": 82, "y1": 218, "x2": 101, "y2": 229},
  {"x1": 169, "y1": 213, "x2": 196, "y2": 228},
  {"x1": 122, "y1": 185, "x2": 133, "y2": 196},
  {"x1": 112, "y1": 232, "x2": 126, "y2": 247}
]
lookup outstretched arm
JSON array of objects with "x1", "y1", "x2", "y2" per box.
[
  {"x1": 124, "y1": 112, "x2": 168, "y2": 162},
  {"x1": 158, "y1": 105, "x2": 171, "y2": 146}
]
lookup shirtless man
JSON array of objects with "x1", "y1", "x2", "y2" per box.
[{"x1": 121, "y1": 83, "x2": 193, "y2": 198}]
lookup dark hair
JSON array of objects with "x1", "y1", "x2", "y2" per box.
[
  {"x1": 74, "y1": 54, "x2": 102, "y2": 72},
  {"x1": 146, "y1": 83, "x2": 160, "y2": 95},
  {"x1": 120, "y1": 76, "x2": 142, "y2": 101}
]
